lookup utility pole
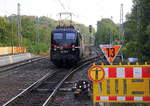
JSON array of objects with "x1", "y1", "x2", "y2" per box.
[
  {"x1": 120, "y1": 3, "x2": 124, "y2": 44},
  {"x1": 11, "y1": 21, "x2": 14, "y2": 54},
  {"x1": 36, "y1": 17, "x2": 40, "y2": 44},
  {"x1": 109, "y1": 16, "x2": 113, "y2": 45},
  {"x1": 120, "y1": 3, "x2": 124, "y2": 61},
  {"x1": 17, "y1": 3, "x2": 22, "y2": 46},
  {"x1": 89, "y1": 25, "x2": 92, "y2": 45}
]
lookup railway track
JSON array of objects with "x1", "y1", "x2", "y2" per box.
[
  {"x1": 3, "y1": 56, "x2": 98, "y2": 106},
  {"x1": 0, "y1": 56, "x2": 49, "y2": 73},
  {"x1": 90, "y1": 46, "x2": 108, "y2": 64},
  {"x1": 50, "y1": 64, "x2": 93, "y2": 106}
]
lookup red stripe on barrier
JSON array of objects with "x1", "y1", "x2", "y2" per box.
[
  {"x1": 143, "y1": 97, "x2": 150, "y2": 101},
  {"x1": 105, "y1": 67, "x2": 150, "y2": 78},
  {"x1": 142, "y1": 67, "x2": 150, "y2": 78},
  {"x1": 126, "y1": 96, "x2": 134, "y2": 101},
  {"x1": 109, "y1": 96, "x2": 117, "y2": 101},
  {"x1": 109, "y1": 68, "x2": 116, "y2": 78},
  {"x1": 125, "y1": 67, "x2": 133, "y2": 78},
  {"x1": 96, "y1": 96, "x2": 150, "y2": 101},
  {"x1": 96, "y1": 96, "x2": 100, "y2": 100}
]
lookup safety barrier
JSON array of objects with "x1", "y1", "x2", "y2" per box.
[
  {"x1": 0, "y1": 53, "x2": 31, "y2": 67},
  {"x1": 0, "y1": 47, "x2": 27, "y2": 56},
  {"x1": 88, "y1": 63, "x2": 150, "y2": 103}
]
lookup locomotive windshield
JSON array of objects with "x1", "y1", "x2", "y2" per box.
[
  {"x1": 52, "y1": 32, "x2": 77, "y2": 45},
  {"x1": 66, "y1": 33, "x2": 76, "y2": 40},
  {"x1": 53, "y1": 33, "x2": 63, "y2": 39}
]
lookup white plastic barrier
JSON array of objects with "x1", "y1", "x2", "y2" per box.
[
  {"x1": 0, "y1": 53, "x2": 31, "y2": 67},
  {"x1": 128, "y1": 57, "x2": 138, "y2": 63}
]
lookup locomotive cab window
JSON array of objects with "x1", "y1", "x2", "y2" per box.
[
  {"x1": 53, "y1": 33, "x2": 63, "y2": 39},
  {"x1": 66, "y1": 33, "x2": 76, "y2": 40}
]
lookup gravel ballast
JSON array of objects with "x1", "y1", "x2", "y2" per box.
[{"x1": 0, "y1": 57, "x2": 57, "y2": 105}]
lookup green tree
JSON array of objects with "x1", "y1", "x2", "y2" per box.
[
  {"x1": 0, "y1": 17, "x2": 14, "y2": 46},
  {"x1": 95, "y1": 18, "x2": 121, "y2": 45},
  {"x1": 124, "y1": 0, "x2": 150, "y2": 61}
]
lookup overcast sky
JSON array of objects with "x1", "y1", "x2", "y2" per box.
[{"x1": 0, "y1": 0, "x2": 133, "y2": 27}]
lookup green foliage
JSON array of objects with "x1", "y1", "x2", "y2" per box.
[
  {"x1": 123, "y1": 41, "x2": 139, "y2": 58},
  {"x1": 28, "y1": 43, "x2": 49, "y2": 54},
  {"x1": 95, "y1": 18, "x2": 121, "y2": 45},
  {"x1": 76, "y1": 23, "x2": 92, "y2": 44},
  {"x1": 0, "y1": 17, "x2": 12, "y2": 46},
  {"x1": 124, "y1": 0, "x2": 150, "y2": 62},
  {"x1": 0, "y1": 15, "x2": 55, "y2": 54}
]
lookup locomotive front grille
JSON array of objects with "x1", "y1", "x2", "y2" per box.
[{"x1": 60, "y1": 50, "x2": 68, "y2": 53}]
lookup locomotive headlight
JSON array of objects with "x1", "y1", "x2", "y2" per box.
[
  {"x1": 72, "y1": 48, "x2": 75, "y2": 51},
  {"x1": 72, "y1": 45, "x2": 75, "y2": 48},
  {"x1": 54, "y1": 48, "x2": 57, "y2": 51},
  {"x1": 54, "y1": 45, "x2": 57, "y2": 51},
  {"x1": 72, "y1": 45, "x2": 75, "y2": 51}
]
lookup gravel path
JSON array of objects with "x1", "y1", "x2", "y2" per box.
[{"x1": 0, "y1": 58, "x2": 57, "y2": 105}]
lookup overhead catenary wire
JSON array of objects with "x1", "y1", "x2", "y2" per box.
[
  {"x1": 66, "y1": 0, "x2": 71, "y2": 12},
  {"x1": 53, "y1": 0, "x2": 88, "y2": 27},
  {"x1": 55, "y1": 0, "x2": 79, "y2": 19},
  {"x1": 57, "y1": 0, "x2": 67, "y2": 11}
]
